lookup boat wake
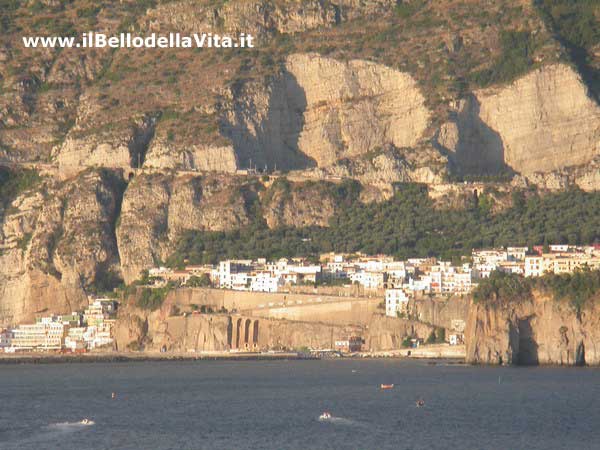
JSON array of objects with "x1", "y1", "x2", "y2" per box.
[
  {"x1": 47, "y1": 419, "x2": 95, "y2": 430},
  {"x1": 318, "y1": 415, "x2": 364, "y2": 427},
  {"x1": 2, "y1": 419, "x2": 95, "y2": 448}
]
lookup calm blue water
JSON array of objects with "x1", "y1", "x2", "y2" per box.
[{"x1": 0, "y1": 359, "x2": 599, "y2": 450}]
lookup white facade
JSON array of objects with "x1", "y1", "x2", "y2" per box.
[
  {"x1": 11, "y1": 320, "x2": 66, "y2": 351},
  {"x1": 507, "y1": 247, "x2": 528, "y2": 261},
  {"x1": 385, "y1": 289, "x2": 410, "y2": 317},
  {"x1": 65, "y1": 327, "x2": 86, "y2": 351},
  {"x1": 249, "y1": 272, "x2": 283, "y2": 293},
  {"x1": 525, "y1": 253, "x2": 600, "y2": 277},
  {"x1": 350, "y1": 271, "x2": 385, "y2": 289},
  {"x1": 0, "y1": 330, "x2": 12, "y2": 349}
]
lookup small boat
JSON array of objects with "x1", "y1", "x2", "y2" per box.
[
  {"x1": 319, "y1": 411, "x2": 332, "y2": 420},
  {"x1": 416, "y1": 399, "x2": 425, "y2": 407},
  {"x1": 111, "y1": 392, "x2": 116, "y2": 399},
  {"x1": 79, "y1": 418, "x2": 94, "y2": 425},
  {"x1": 380, "y1": 384, "x2": 394, "y2": 390}
]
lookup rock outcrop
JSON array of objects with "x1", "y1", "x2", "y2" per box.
[
  {"x1": 113, "y1": 290, "x2": 436, "y2": 353},
  {"x1": 465, "y1": 292, "x2": 600, "y2": 366},
  {"x1": 143, "y1": 140, "x2": 238, "y2": 173},
  {"x1": 116, "y1": 172, "x2": 255, "y2": 283},
  {"x1": 142, "y1": 0, "x2": 397, "y2": 38},
  {"x1": 439, "y1": 64, "x2": 600, "y2": 177},
  {"x1": 0, "y1": 170, "x2": 124, "y2": 327},
  {"x1": 366, "y1": 315, "x2": 435, "y2": 352},
  {"x1": 261, "y1": 180, "x2": 336, "y2": 228},
  {"x1": 223, "y1": 53, "x2": 432, "y2": 171}
]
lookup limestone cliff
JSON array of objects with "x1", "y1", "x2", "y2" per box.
[
  {"x1": 116, "y1": 172, "x2": 254, "y2": 283},
  {"x1": 296, "y1": 144, "x2": 447, "y2": 201},
  {"x1": 114, "y1": 299, "x2": 362, "y2": 353},
  {"x1": 261, "y1": 179, "x2": 336, "y2": 228},
  {"x1": 223, "y1": 53, "x2": 432, "y2": 171},
  {"x1": 142, "y1": 0, "x2": 396, "y2": 38},
  {"x1": 1, "y1": 0, "x2": 600, "y2": 329},
  {"x1": 113, "y1": 289, "x2": 436, "y2": 352},
  {"x1": 0, "y1": 170, "x2": 123, "y2": 327},
  {"x1": 465, "y1": 292, "x2": 600, "y2": 366},
  {"x1": 438, "y1": 64, "x2": 600, "y2": 178}
]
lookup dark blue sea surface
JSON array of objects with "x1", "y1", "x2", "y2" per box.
[{"x1": 0, "y1": 359, "x2": 599, "y2": 450}]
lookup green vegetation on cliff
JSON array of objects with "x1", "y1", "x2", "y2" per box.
[
  {"x1": 0, "y1": 167, "x2": 41, "y2": 208},
  {"x1": 168, "y1": 185, "x2": 600, "y2": 265},
  {"x1": 469, "y1": 30, "x2": 539, "y2": 87},
  {"x1": 536, "y1": 0, "x2": 600, "y2": 98},
  {"x1": 137, "y1": 286, "x2": 171, "y2": 311},
  {"x1": 538, "y1": 269, "x2": 600, "y2": 314},
  {"x1": 474, "y1": 268, "x2": 600, "y2": 314},
  {"x1": 473, "y1": 271, "x2": 533, "y2": 305}
]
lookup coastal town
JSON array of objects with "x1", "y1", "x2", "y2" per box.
[{"x1": 1, "y1": 244, "x2": 599, "y2": 354}]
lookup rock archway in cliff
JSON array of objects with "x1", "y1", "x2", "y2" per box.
[
  {"x1": 516, "y1": 318, "x2": 539, "y2": 365},
  {"x1": 576, "y1": 341, "x2": 586, "y2": 366}
]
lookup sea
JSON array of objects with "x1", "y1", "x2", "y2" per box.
[{"x1": 0, "y1": 359, "x2": 599, "y2": 450}]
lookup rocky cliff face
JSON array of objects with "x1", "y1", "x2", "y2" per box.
[
  {"x1": 465, "y1": 293, "x2": 600, "y2": 366},
  {"x1": 113, "y1": 290, "x2": 435, "y2": 352},
  {"x1": 261, "y1": 179, "x2": 336, "y2": 228},
  {"x1": 142, "y1": 0, "x2": 396, "y2": 38},
  {"x1": 0, "y1": 170, "x2": 123, "y2": 327},
  {"x1": 1, "y1": 0, "x2": 599, "y2": 328},
  {"x1": 438, "y1": 64, "x2": 600, "y2": 178},
  {"x1": 113, "y1": 297, "x2": 363, "y2": 353},
  {"x1": 116, "y1": 172, "x2": 255, "y2": 283},
  {"x1": 223, "y1": 53, "x2": 432, "y2": 171}
]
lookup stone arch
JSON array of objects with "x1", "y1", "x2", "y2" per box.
[
  {"x1": 252, "y1": 320, "x2": 259, "y2": 346},
  {"x1": 226, "y1": 317, "x2": 233, "y2": 349},
  {"x1": 235, "y1": 318, "x2": 242, "y2": 349},
  {"x1": 244, "y1": 319, "x2": 252, "y2": 348}
]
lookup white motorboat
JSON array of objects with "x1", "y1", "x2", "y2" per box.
[{"x1": 319, "y1": 412, "x2": 332, "y2": 420}]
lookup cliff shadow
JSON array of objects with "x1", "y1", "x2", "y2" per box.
[
  {"x1": 128, "y1": 115, "x2": 157, "y2": 169},
  {"x1": 516, "y1": 317, "x2": 539, "y2": 366},
  {"x1": 440, "y1": 95, "x2": 516, "y2": 179},
  {"x1": 222, "y1": 73, "x2": 317, "y2": 172},
  {"x1": 576, "y1": 341, "x2": 586, "y2": 366}
]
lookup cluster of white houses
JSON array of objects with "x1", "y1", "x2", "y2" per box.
[
  {"x1": 0, "y1": 298, "x2": 117, "y2": 353},
  {"x1": 386, "y1": 245, "x2": 600, "y2": 317},
  {"x1": 147, "y1": 245, "x2": 600, "y2": 319}
]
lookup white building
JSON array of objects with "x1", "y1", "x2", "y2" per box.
[
  {"x1": 524, "y1": 253, "x2": 600, "y2": 277},
  {"x1": 218, "y1": 260, "x2": 253, "y2": 289},
  {"x1": 10, "y1": 318, "x2": 66, "y2": 351},
  {"x1": 385, "y1": 289, "x2": 410, "y2": 317},
  {"x1": 249, "y1": 272, "x2": 283, "y2": 293},
  {"x1": 83, "y1": 320, "x2": 115, "y2": 350},
  {"x1": 429, "y1": 262, "x2": 473, "y2": 294},
  {"x1": 65, "y1": 327, "x2": 86, "y2": 351},
  {"x1": 0, "y1": 330, "x2": 12, "y2": 350},
  {"x1": 84, "y1": 298, "x2": 117, "y2": 327},
  {"x1": 349, "y1": 271, "x2": 386, "y2": 289},
  {"x1": 507, "y1": 247, "x2": 528, "y2": 261}
]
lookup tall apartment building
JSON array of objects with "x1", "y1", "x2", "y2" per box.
[{"x1": 10, "y1": 318, "x2": 67, "y2": 351}]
